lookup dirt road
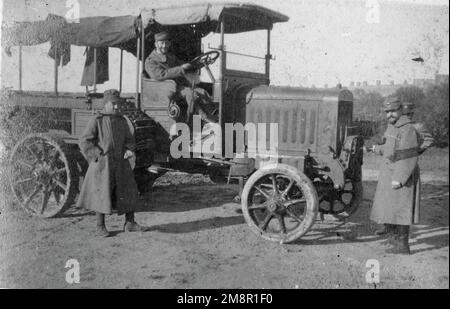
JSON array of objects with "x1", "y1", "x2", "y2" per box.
[{"x1": 0, "y1": 171, "x2": 448, "y2": 289}]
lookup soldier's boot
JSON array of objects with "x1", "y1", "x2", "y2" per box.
[
  {"x1": 386, "y1": 225, "x2": 411, "y2": 255},
  {"x1": 123, "y1": 212, "x2": 146, "y2": 232},
  {"x1": 386, "y1": 224, "x2": 399, "y2": 245},
  {"x1": 378, "y1": 224, "x2": 395, "y2": 246},
  {"x1": 375, "y1": 224, "x2": 390, "y2": 235},
  {"x1": 95, "y1": 213, "x2": 110, "y2": 238}
]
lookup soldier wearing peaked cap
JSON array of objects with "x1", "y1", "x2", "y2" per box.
[
  {"x1": 402, "y1": 101, "x2": 434, "y2": 154},
  {"x1": 369, "y1": 96, "x2": 421, "y2": 254},
  {"x1": 77, "y1": 89, "x2": 146, "y2": 237}
]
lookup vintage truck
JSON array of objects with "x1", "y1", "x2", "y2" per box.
[{"x1": 3, "y1": 2, "x2": 364, "y2": 244}]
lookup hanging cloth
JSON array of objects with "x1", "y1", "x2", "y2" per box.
[{"x1": 81, "y1": 46, "x2": 109, "y2": 86}]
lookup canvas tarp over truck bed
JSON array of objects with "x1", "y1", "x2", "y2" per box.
[
  {"x1": 2, "y1": 14, "x2": 138, "y2": 58},
  {"x1": 2, "y1": 2, "x2": 288, "y2": 53}
]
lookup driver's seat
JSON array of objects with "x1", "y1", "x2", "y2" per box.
[
  {"x1": 142, "y1": 77, "x2": 188, "y2": 123},
  {"x1": 142, "y1": 77, "x2": 177, "y2": 108}
]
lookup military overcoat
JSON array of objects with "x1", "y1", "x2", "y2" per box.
[
  {"x1": 145, "y1": 50, "x2": 186, "y2": 84},
  {"x1": 370, "y1": 116, "x2": 421, "y2": 225},
  {"x1": 77, "y1": 111, "x2": 140, "y2": 215}
]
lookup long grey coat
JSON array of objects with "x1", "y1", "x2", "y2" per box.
[
  {"x1": 370, "y1": 116, "x2": 421, "y2": 225},
  {"x1": 77, "y1": 112, "x2": 139, "y2": 215}
]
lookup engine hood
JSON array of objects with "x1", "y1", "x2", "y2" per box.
[{"x1": 246, "y1": 85, "x2": 353, "y2": 103}]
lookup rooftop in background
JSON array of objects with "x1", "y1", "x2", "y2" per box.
[{"x1": 347, "y1": 74, "x2": 449, "y2": 97}]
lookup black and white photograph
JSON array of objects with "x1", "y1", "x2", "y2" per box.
[{"x1": 0, "y1": 0, "x2": 448, "y2": 291}]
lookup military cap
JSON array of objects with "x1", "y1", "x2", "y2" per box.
[
  {"x1": 154, "y1": 31, "x2": 171, "y2": 41},
  {"x1": 103, "y1": 89, "x2": 123, "y2": 104},
  {"x1": 402, "y1": 101, "x2": 416, "y2": 114},
  {"x1": 383, "y1": 96, "x2": 402, "y2": 112}
]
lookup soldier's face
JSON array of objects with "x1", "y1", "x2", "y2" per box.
[
  {"x1": 104, "y1": 102, "x2": 119, "y2": 114},
  {"x1": 405, "y1": 112, "x2": 414, "y2": 120},
  {"x1": 155, "y1": 40, "x2": 171, "y2": 55},
  {"x1": 386, "y1": 109, "x2": 402, "y2": 124}
]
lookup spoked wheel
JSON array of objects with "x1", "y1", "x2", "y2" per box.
[
  {"x1": 8, "y1": 133, "x2": 78, "y2": 218},
  {"x1": 318, "y1": 179, "x2": 363, "y2": 220},
  {"x1": 241, "y1": 164, "x2": 319, "y2": 244}
]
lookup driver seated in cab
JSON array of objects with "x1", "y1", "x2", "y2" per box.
[{"x1": 145, "y1": 31, "x2": 217, "y2": 124}]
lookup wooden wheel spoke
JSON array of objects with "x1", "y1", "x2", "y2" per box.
[
  {"x1": 282, "y1": 179, "x2": 295, "y2": 197},
  {"x1": 16, "y1": 159, "x2": 36, "y2": 170},
  {"x1": 35, "y1": 139, "x2": 47, "y2": 159},
  {"x1": 271, "y1": 174, "x2": 279, "y2": 194},
  {"x1": 40, "y1": 188, "x2": 51, "y2": 214},
  {"x1": 54, "y1": 168, "x2": 67, "y2": 175},
  {"x1": 41, "y1": 140, "x2": 49, "y2": 158},
  {"x1": 283, "y1": 198, "x2": 306, "y2": 208},
  {"x1": 254, "y1": 185, "x2": 271, "y2": 199},
  {"x1": 49, "y1": 149, "x2": 61, "y2": 167},
  {"x1": 259, "y1": 213, "x2": 274, "y2": 231},
  {"x1": 248, "y1": 202, "x2": 268, "y2": 211},
  {"x1": 24, "y1": 144, "x2": 40, "y2": 161},
  {"x1": 14, "y1": 177, "x2": 36, "y2": 186},
  {"x1": 286, "y1": 207, "x2": 304, "y2": 223},
  {"x1": 23, "y1": 185, "x2": 43, "y2": 209},
  {"x1": 52, "y1": 188, "x2": 61, "y2": 204},
  {"x1": 278, "y1": 215, "x2": 287, "y2": 234},
  {"x1": 54, "y1": 179, "x2": 67, "y2": 192}
]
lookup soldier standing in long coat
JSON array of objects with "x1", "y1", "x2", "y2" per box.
[
  {"x1": 370, "y1": 96, "x2": 420, "y2": 254},
  {"x1": 402, "y1": 101, "x2": 434, "y2": 154},
  {"x1": 77, "y1": 89, "x2": 145, "y2": 237}
]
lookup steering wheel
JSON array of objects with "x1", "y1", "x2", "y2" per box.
[{"x1": 190, "y1": 51, "x2": 220, "y2": 69}]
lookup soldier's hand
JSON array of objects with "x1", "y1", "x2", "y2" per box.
[
  {"x1": 124, "y1": 150, "x2": 135, "y2": 160},
  {"x1": 182, "y1": 63, "x2": 193, "y2": 71},
  {"x1": 363, "y1": 145, "x2": 375, "y2": 153},
  {"x1": 391, "y1": 181, "x2": 402, "y2": 189}
]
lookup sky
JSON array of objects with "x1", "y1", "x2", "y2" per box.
[{"x1": 0, "y1": 0, "x2": 448, "y2": 92}]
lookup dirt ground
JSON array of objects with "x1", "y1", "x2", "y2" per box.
[{"x1": 0, "y1": 166, "x2": 448, "y2": 289}]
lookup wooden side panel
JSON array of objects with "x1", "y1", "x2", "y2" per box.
[
  {"x1": 72, "y1": 109, "x2": 95, "y2": 137},
  {"x1": 144, "y1": 108, "x2": 175, "y2": 136}
]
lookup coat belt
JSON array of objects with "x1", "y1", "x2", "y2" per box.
[{"x1": 387, "y1": 147, "x2": 418, "y2": 162}]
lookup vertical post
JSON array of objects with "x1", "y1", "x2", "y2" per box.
[
  {"x1": 136, "y1": 34, "x2": 141, "y2": 109},
  {"x1": 93, "y1": 48, "x2": 97, "y2": 93},
  {"x1": 18, "y1": 45, "x2": 23, "y2": 91},
  {"x1": 265, "y1": 29, "x2": 271, "y2": 83},
  {"x1": 54, "y1": 45, "x2": 58, "y2": 95},
  {"x1": 119, "y1": 49, "x2": 123, "y2": 93},
  {"x1": 140, "y1": 23, "x2": 145, "y2": 105},
  {"x1": 218, "y1": 18, "x2": 225, "y2": 127}
]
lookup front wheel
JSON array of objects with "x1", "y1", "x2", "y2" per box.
[{"x1": 241, "y1": 164, "x2": 319, "y2": 244}]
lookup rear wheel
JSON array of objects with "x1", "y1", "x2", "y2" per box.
[
  {"x1": 318, "y1": 179, "x2": 363, "y2": 220},
  {"x1": 241, "y1": 164, "x2": 319, "y2": 244},
  {"x1": 8, "y1": 133, "x2": 78, "y2": 218}
]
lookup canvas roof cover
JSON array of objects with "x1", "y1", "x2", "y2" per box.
[
  {"x1": 2, "y1": 2, "x2": 288, "y2": 51},
  {"x1": 141, "y1": 2, "x2": 289, "y2": 33}
]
